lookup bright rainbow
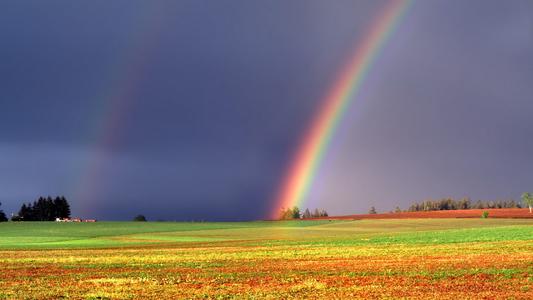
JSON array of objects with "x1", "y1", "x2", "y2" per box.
[{"x1": 271, "y1": 0, "x2": 413, "y2": 219}]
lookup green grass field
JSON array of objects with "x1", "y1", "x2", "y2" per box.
[
  {"x1": 0, "y1": 219, "x2": 532, "y2": 299},
  {"x1": 0, "y1": 218, "x2": 531, "y2": 249}
]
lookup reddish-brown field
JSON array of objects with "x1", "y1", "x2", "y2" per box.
[{"x1": 328, "y1": 208, "x2": 533, "y2": 220}]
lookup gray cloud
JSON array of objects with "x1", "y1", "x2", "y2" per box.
[{"x1": 1, "y1": 0, "x2": 532, "y2": 219}]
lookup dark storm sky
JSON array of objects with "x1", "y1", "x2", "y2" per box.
[{"x1": 1, "y1": 0, "x2": 532, "y2": 220}]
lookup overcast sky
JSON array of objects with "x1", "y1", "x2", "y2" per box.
[{"x1": 1, "y1": 0, "x2": 532, "y2": 220}]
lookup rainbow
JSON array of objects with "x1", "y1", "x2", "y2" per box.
[
  {"x1": 74, "y1": 3, "x2": 167, "y2": 217},
  {"x1": 271, "y1": 0, "x2": 413, "y2": 219}
]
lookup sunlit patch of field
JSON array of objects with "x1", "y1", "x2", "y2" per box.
[{"x1": 0, "y1": 219, "x2": 531, "y2": 299}]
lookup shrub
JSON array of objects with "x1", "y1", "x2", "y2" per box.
[
  {"x1": 133, "y1": 215, "x2": 147, "y2": 222},
  {"x1": 481, "y1": 211, "x2": 489, "y2": 219}
]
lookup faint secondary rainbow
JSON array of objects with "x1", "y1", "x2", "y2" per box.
[
  {"x1": 271, "y1": 0, "x2": 413, "y2": 218},
  {"x1": 73, "y1": 3, "x2": 167, "y2": 218}
]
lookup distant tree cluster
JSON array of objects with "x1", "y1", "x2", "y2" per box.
[
  {"x1": 302, "y1": 208, "x2": 328, "y2": 219},
  {"x1": 13, "y1": 196, "x2": 71, "y2": 221},
  {"x1": 278, "y1": 207, "x2": 328, "y2": 220},
  {"x1": 406, "y1": 197, "x2": 522, "y2": 212},
  {"x1": 0, "y1": 202, "x2": 7, "y2": 222}
]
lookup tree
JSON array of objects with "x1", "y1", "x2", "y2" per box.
[
  {"x1": 458, "y1": 197, "x2": 471, "y2": 209},
  {"x1": 18, "y1": 203, "x2": 33, "y2": 221},
  {"x1": 30, "y1": 196, "x2": 54, "y2": 221},
  {"x1": 302, "y1": 208, "x2": 311, "y2": 219},
  {"x1": 408, "y1": 204, "x2": 415, "y2": 212},
  {"x1": 279, "y1": 207, "x2": 294, "y2": 220},
  {"x1": 394, "y1": 206, "x2": 402, "y2": 213},
  {"x1": 133, "y1": 215, "x2": 147, "y2": 222},
  {"x1": 291, "y1": 206, "x2": 301, "y2": 219},
  {"x1": 369, "y1": 206, "x2": 377, "y2": 214},
  {"x1": 521, "y1": 192, "x2": 533, "y2": 213},
  {"x1": 53, "y1": 196, "x2": 71, "y2": 219},
  {"x1": 473, "y1": 200, "x2": 484, "y2": 209},
  {"x1": 0, "y1": 202, "x2": 7, "y2": 222}
]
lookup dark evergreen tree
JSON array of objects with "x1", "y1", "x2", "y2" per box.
[
  {"x1": 369, "y1": 206, "x2": 377, "y2": 214},
  {"x1": 16, "y1": 196, "x2": 71, "y2": 221},
  {"x1": 32, "y1": 197, "x2": 43, "y2": 220},
  {"x1": 18, "y1": 203, "x2": 33, "y2": 220},
  {"x1": 53, "y1": 196, "x2": 71, "y2": 218},
  {"x1": 0, "y1": 202, "x2": 7, "y2": 222},
  {"x1": 45, "y1": 196, "x2": 54, "y2": 220}
]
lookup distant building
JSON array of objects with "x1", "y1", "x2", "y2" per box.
[{"x1": 55, "y1": 217, "x2": 95, "y2": 222}]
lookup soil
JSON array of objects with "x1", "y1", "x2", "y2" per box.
[{"x1": 325, "y1": 208, "x2": 533, "y2": 220}]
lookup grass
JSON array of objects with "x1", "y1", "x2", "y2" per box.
[
  {"x1": 0, "y1": 218, "x2": 532, "y2": 299},
  {"x1": 1, "y1": 218, "x2": 530, "y2": 249},
  {"x1": 0, "y1": 220, "x2": 332, "y2": 249}
]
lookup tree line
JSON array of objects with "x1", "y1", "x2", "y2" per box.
[
  {"x1": 278, "y1": 207, "x2": 328, "y2": 220},
  {"x1": 11, "y1": 196, "x2": 71, "y2": 221},
  {"x1": 367, "y1": 194, "x2": 533, "y2": 215},
  {"x1": 405, "y1": 197, "x2": 522, "y2": 212}
]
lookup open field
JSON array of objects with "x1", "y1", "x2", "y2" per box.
[
  {"x1": 0, "y1": 219, "x2": 532, "y2": 299},
  {"x1": 329, "y1": 208, "x2": 533, "y2": 220}
]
